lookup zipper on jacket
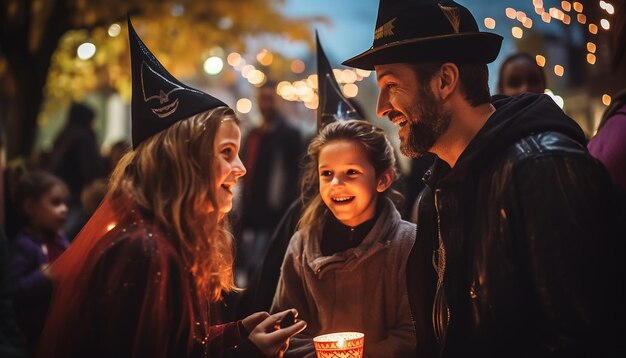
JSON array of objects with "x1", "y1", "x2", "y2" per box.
[{"x1": 432, "y1": 189, "x2": 450, "y2": 347}]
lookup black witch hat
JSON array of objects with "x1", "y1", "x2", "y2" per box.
[
  {"x1": 316, "y1": 32, "x2": 363, "y2": 130},
  {"x1": 343, "y1": 0, "x2": 502, "y2": 70},
  {"x1": 128, "y1": 17, "x2": 227, "y2": 148}
]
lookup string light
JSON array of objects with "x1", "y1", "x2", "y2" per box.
[
  {"x1": 523, "y1": 17, "x2": 533, "y2": 28},
  {"x1": 516, "y1": 11, "x2": 527, "y2": 22},
  {"x1": 227, "y1": 52, "x2": 242, "y2": 67},
  {"x1": 512, "y1": 26, "x2": 523, "y2": 39},
  {"x1": 532, "y1": 0, "x2": 543, "y2": 8},
  {"x1": 587, "y1": 53, "x2": 597, "y2": 64},
  {"x1": 589, "y1": 23, "x2": 598, "y2": 34},
  {"x1": 535, "y1": 55, "x2": 546, "y2": 67},
  {"x1": 587, "y1": 42, "x2": 596, "y2": 53},
  {"x1": 602, "y1": 94, "x2": 612, "y2": 106},
  {"x1": 561, "y1": 1, "x2": 571, "y2": 12},
  {"x1": 577, "y1": 14, "x2": 587, "y2": 24},
  {"x1": 236, "y1": 98, "x2": 252, "y2": 113},
  {"x1": 542, "y1": 12, "x2": 552, "y2": 23},
  {"x1": 563, "y1": 14, "x2": 571, "y2": 25},
  {"x1": 554, "y1": 65, "x2": 564, "y2": 76},
  {"x1": 291, "y1": 60, "x2": 305, "y2": 74},
  {"x1": 505, "y1": 7, "x2": 516, "y2": 19},
  {"x1": 573, "y1": 2, "x2": 583, "y2": 12},
  {"x1": 600, "y1": 19, "x2": 610, "y2": 30},
  {"x1": 484, "y1": 17, "x2": 496, "y2": 29}
]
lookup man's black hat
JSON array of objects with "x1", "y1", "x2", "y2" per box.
[
  {"x1": 316, "y1": 32, "x2": 363, "y2": 130},
  {"x1": 343, "y1": 0, "x2": 503, "y2": 70},
  {"x1": 128, "y1": 17, "x2": 227, "y2": 148}
]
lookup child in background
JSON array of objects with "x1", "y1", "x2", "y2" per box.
[
  {"x1": 9, "y1": 171, "x2": 69, "y2": 350},
  {"x1": 272, "y1": 120, "x2": 417, "y2": 357}
]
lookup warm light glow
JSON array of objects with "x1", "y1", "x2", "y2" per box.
[
  {"x1": 248, "y1": 70, "x2": 266, "y2": 86},
  {"x1": 602, "y1": 94, "x2": 612, "y2": 106},
  {"x1": 241, "y1": 64, "x2": 255, "y2": 78},
  {"x1": 523, "y1": 17, "x2": 533, "y2": 28},
  {"x1": 227, "y1": 52, "x2": 242, "y2": 67},
  {"x1": 599, "y1": 1, "x2": 607, "y2": 10},
  {"x1": 333, "y1": 69, "x2": 344, "y2": 83},
  {"x1": 516, "y1": 11, "x2": 527, "y2": 22},
  {"x1": 549, "y1": 7, "x2": 559, "y2": 18},
  {"x1": 542, "y1": 12, "x2": 552, "y2": 23},
  {"x1": 342, "y1": 83, "x2": 359, "y2": 98},
  {"x1": 545, "y1": 89, "x2": 564, "y2": 108},
  {"x1": 355, "y1": 69, "x2": 371, "y2": 78},
  {"x1": 256, "y1": 49, "x2": 274, "y2": 66},
  {"x1": 279, "y1": 84, "x2": 296, "y2": 100},
  {"x1": 606, "y1": 3, "x2": 615, "y2": 14},
  {"x1": 276, "y1": 81, "x2": 292, "y2": 95},
  {"x1": 589, "y1": 23, "x2": 598, "y2": 34},
  {"x1": 484, "y1": 17, "x2": 496, "y2": 29},
  {"x1": 563, "y1": 14, "x2": 571, "y2": 24},
  {"x1": 306, "y1": 74, "x2": 318, "y2": 89},
  {"x1": 342, "y1": 70, "x2": 357, "y2": 84},
  {"x1": 535, "y1": 7, "x2": 545, "y2": 15},
  {"x1": 577, "y1": 14, "x2": 587, "y2": 24},
  {"x1": 203, "y1": 56, "x2": 223, "y2": 75},
  {"x1": 505, "y1": 7, "x2": 516, "y2": 19},
  {"x1": 77, "y1": 42, "x2": 96, "y2": 60},
  {"x1": 313, "y1": 332, "x2": 364, "y2": 358},
  {"x1": 554, "y1": 65, "x2": 564, "y2": 76},
  {"x1": 106, "y1": 223, "x2": 116, "y2": 231},
  {"x1": 561, "y1": 1, "x2": 571, "y2": 11},
  {"x1": 108, "y1": 23, "x2": 121, "y2": 37},
  {"x1": 600, "y1": 19, "x2": 610, "y2": 30},
  {"x1": 573, "y1": 2, "x2": 583, "y2": 12},
  {"x1": 236, "y1": 98, "x2": 252, "y2": 113},
  {"x1": 512, "y1": 27, "x2": 523, "y2": 39},
  {"x1": 533, "y1": 0, "x2": 544, "y2": 8},
  {"x1": 587, "y1": 53, "x2": 597, "y2": 64},
  {"x1": 587, "y1": 42, "x2": 596, "y2": 53},
  {"x1": 291, "y1": 59, "x2": 305, "y2": 74},
  {"x1": 535, "y1": 55, "x2": 546, "y2": 67},
  {"x1": 304, "y1": 98, "x2": 319, "y2": 110}
]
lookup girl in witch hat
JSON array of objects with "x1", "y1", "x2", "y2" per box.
[
  {"x1": 270, "y1": 35, "x2": 416, "y2": 357},
  {"x1": 36, "y1": 18, "x2": 305, "y2": 358}
]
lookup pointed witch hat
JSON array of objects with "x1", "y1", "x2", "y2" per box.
[
  {"x1": 316, "y1": 31, "x2": 363, "y2": 131},
  {"x1": 128, "y1": 17, "x2": 227, "y2": 148}
]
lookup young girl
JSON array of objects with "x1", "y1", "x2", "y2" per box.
[
  {"x1": 36, "y1": 19, "x2": 304, "y2": 358},
  {"x1": 10, "y1": 170, "x2": 69, "y2": 349},
  {"x1": 272, "y1": 120, "x2": 417, "y2": 357}
]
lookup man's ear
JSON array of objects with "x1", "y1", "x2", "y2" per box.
[
  {"x1": 376, "y1": 167, "x2": 394, "y2": 193},
  {"x1": 436, "y1": 62, "x2": 460, "y2": 101}
]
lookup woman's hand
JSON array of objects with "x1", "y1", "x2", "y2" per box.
[{"x1": 246, "y1": 309, "x2": 307, "y2": 357}]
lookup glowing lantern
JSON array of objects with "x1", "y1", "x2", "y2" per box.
[{"x1": 314, "y1": 332, "x2": 364, "y2": 358}]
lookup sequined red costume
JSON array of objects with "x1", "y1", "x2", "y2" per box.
[{"x1": 37, "y1": 194, "x2": 247, "y2": 357}]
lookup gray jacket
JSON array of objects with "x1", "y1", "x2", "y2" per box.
[{"x1": 271, "y1": 198, "x2": 417, "y2": 357}]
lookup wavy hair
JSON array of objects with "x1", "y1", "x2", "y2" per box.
[
  {"x1": 108, "y1": 106, "x2": 238, "y2": 302},
  {"x1": 298, "y1": 120, "x2": 402, "y2": 239}
]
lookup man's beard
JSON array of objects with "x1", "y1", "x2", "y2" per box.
[{"x1": 400, "y1": 85, "x2": 452, "y2": 158}]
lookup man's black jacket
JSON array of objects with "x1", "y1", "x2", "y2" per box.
[{"x1": 407, "y1": 93, "x2": 625, "y2": 357}]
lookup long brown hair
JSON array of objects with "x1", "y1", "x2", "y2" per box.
[
  {"x1": 298, "y1": 120, "x2": 401, "y2": 240},
  {"x1": 108, "y1": 106, "x2": 238, "y2": 301}
]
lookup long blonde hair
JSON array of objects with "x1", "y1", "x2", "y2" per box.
[
  {"x1": 109, "y1": 106, "x2": 238, "y2": 301},
  {"x1": 298, "y1": 120, "x2": 402, "y2": 239}
]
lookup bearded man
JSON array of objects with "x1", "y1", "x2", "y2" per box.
[{"x1": 344, "y1": 0, "x2": 625, "y2": 356}]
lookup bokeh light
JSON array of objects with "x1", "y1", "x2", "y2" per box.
[
  {"x1": 77, "y1": 42, "x2": 96, "y2": 60},
  {"x1": 203, "y1": 56, "x2": 223, "y2": 75}
]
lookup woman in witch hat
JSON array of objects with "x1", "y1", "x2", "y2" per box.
[{"x1": 36, "y1": 18, "x2": 305, "y2": 358}]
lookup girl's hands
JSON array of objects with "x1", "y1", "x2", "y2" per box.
[{"x1": 245, "y1": 309, "x2": 307, "y2": 357}]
